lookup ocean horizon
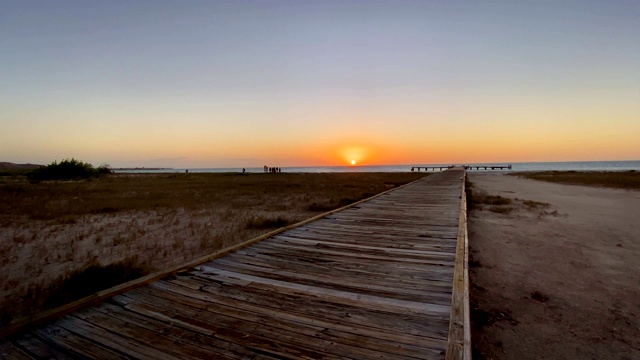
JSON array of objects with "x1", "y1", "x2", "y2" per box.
[{"x1": 113, "y1": 160, "x2": 640, "y2": 174}]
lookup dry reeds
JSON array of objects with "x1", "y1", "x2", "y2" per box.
[{"x1": 0, "y1": 172, "x2": 425, "y2": 328}]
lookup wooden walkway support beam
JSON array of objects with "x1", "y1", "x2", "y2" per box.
[{"x1": 1, "y1": 169, "x2": 470, "y2": 359}]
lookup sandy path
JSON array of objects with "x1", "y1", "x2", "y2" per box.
[{"x1": 467, "y1": 173, "x2": 639, "y2": 360}]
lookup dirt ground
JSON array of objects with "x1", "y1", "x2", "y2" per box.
[{"x1": 467, "y1": 173, "x2": 640, "y2": 360}]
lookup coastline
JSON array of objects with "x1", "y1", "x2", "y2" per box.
[{"x1": 110, "y1": 160, "x2": 640, "y2": 174}]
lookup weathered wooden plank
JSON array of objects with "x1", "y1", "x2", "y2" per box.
[
  {"x1": 252, "y1": 241, "x2": 456, "y2": 266},
  {"x1": 0, "y1": 341, "x2": 35, "y2": 360},
  {"x1": 114, "y1": 290, "x2": 445, "y2": 359},
  {"x1": 109, "y1": 294, "x2": 333, "y2": 360},
  {"x1": 31, "y1": 325, "x2": 131, "y2": 360},
  {"x1": 234, "y1": 246, "x2": 454, "y2": 273},
  {"x1": 210, "y1": 256, "x2": 454, "y2": 290},
  {"x1": 282, "y1": 227, "x2": 459, "y2": 246},
  {"x1": 54, "y1": 315, "x2": 187, "y2": 360},
  {"x1": 8, "y1": 332, "x2": 76, "y2": 360},
  {"x1": 277, "y1": 236, "x2": 457, "y2": 251},
  {"x1": 191, "y1": 267, "x2": 451, "y2": 316},
  {"x1": 238, "y1": 243, "x2": 454, "y2": 269},
  {"x1": 200, "y1": 262, "x2": 454, "y2": 304},
  {"x1": 147, "y1": 280, "x2": 450, "y2": 344},
  {"x1": 217, "y1": 254, "x2": 454, "y2": 285},
  {"x1": 302, "y1": 221, "x2": 459, "y2": 237},
  {"x1": 271, "y1": 235, "x2": 458, "y2": 258},
  {"x1": 247, "y1": 241, "x2": 456, "y2": 266},
  {"x1": 90, "y1": 302, "x2": 273, "y2": 360},
  {"x1": 321, "y1": 219, "x2": 459, "y2": 230},
  {"x1": 328, "y1": 211, "x2": 459, "y2": 221},
  {"x1": 72, "y1": 306, "x2": 240, "y2": 359}
]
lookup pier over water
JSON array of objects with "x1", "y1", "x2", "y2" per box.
[
  {"x1": 1, "y1": 169, "x2": 470, "y2": 359},
  {"x1": 412, "y1": 165, "x2": 511, "y2": 171}
]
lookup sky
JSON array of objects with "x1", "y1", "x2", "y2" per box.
[{"x1": 1, "y1": 0, "x2": 639, "y2": 168}]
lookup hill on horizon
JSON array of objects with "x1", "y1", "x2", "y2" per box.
[{"x1": 0, "y1": 162, "x2": 42, "y2": 170}]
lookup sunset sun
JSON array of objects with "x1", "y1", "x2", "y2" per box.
[{"x1": 351, "y1": 160, "x2": 356, "y2": 165}]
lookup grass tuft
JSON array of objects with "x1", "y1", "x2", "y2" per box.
[
  {"x1": 308, "y1": 202, "x2": 335, "y2": 212},
  {"x1": 530, "y1": 290, "x2": 550, "y2": 303},
  {"x1": 522, "y1": 199, "x2": 550, "y2": 209},
  {"x1": 466, "y1": 178, "x2": 552, "y2": 216},
  {"x1": 48, "y1": 259, "x2": 148, "y2": 308},
  {"x1": 488, "y1": 206, "x2": 515, "y2": 214},
  {"x1": 466, "y1": 180, "x2": 512, "y2": 211},
  {"x1": 246, "y1": 216, "x2": 293, "y2": 229},
  {"x1": 482, "y1": 195, "x2": 512, "y2": 206}
]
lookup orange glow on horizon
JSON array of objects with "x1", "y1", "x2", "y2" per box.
[{"x1": 339, "y1": 146, "x2": 368, "y2": 164}]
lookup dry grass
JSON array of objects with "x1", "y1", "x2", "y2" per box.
[
  {"x1": 0, "y1": 172, "x2": 421, "y2": 221},
  {"x1": 510, "y1": 170, "x2": 640, "y2": 190},
  {"x1": 466, "y1": 179, "x2": 513, "y2": 213},
  {"x1": 466, "y1": 178, "x2": 556, "y2": 216},
  {"x1": 487, "y1": 205, "x2": 516, "y2": 214},
  {"x1": 521, "y1": 199, "x2": 550, "y2": 209},
  {"x1": 0, "y1": 172, "x2": 425, "y2": 329}
]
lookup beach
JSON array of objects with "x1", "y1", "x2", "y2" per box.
[
  {"x1": 2, "y1": 169, "x2": 639, "y2": 359},
  {"x1": 467, "y1": 173, "x2": 639, "y2": 359}
]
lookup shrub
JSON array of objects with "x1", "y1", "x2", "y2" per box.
[
  {"x1": 45, "y1": 259, "x2": 147, "y2": 310},
  {"x1": 27, "y1": 158, "x2": 112, "y2": 182},
  {"x1": 246, "y1": 216, "x2": 293, "y2": 229},
  {"x1": 488, "y1": 205, "x2": 515, "y2": 214}
]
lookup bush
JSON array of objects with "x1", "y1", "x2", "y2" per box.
[
  {"x1": 27, "y1": 158, "x2": 112, "y2": 182},
  {"x1": 246, "y1": 216, "x2": 293, "y2": 229},
  {"x1": 45, "y1": 259, "x2": 147, "y2": 311}
]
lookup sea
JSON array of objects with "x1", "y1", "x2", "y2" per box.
[{"x1": 113, "y1": 160, "x2": 640, "y2": 174}]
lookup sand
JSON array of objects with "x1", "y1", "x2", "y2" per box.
[{"x1": 467, "y1": 173, "x2": 639, "y2": 360}]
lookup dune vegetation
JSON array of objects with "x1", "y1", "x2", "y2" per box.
[
  {"x1": 510, "y1": 171, "x2": 640, "y2": 190},
  {"x1": 0, "y1": 171, "x2": 425, "y2": 329}
]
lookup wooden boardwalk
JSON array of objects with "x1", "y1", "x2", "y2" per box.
[{"x1": 1, "y1": 169, "x2": 469, "y2": 360}]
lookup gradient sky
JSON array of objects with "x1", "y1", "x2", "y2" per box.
[{"x1": 2, "y1": 1, "x2": 639, "y2": 167}]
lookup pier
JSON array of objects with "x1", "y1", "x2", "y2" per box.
[
  {"x1": 412, "y1": 165, "x2": 511, "y2": 171},
  {"x1": 0, "y1": 169, "x2": 470, "y2": 359},
  {"x1": 464, "y1": 165, "x2": 511, "y2": 171}
]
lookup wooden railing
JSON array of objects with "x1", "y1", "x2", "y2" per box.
[{"x1": 446, "y1": 169, "x2": 472, "y2": 360}]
